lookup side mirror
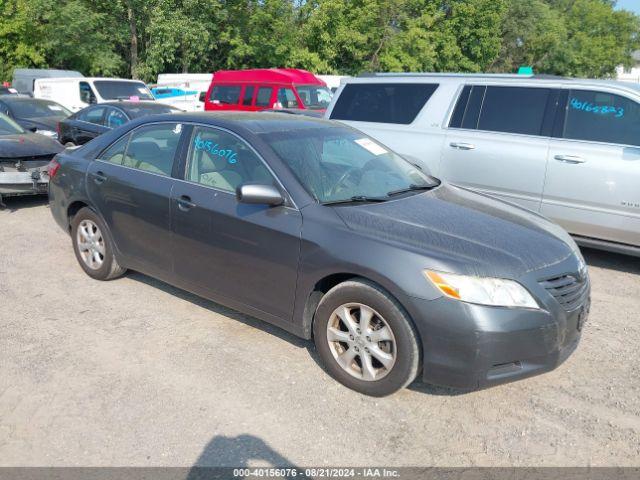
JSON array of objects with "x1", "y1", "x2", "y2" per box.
[{"x1": 236, "y1": 183, "x2": 284, "y2": 206}]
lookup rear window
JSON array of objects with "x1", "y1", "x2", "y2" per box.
[
  {"x1": 330, "y1": 83, "x2": 438, "y2": 124},
  {"x1": 210, "y1": 85, "x2": 241, "y2": 105}
]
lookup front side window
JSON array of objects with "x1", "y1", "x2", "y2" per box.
[
  {"x1": 93, "y1": 81, "x2": 153, "y2": 101},
  {"x1": 563, "y1": 90, "x2": 640, "y2": 146},
  {"x1": 255, "y1": 87, "x2": 273, "y2": 107},
  {"x1": 105, "y1": 108, "x2": 128, "y2": 129},
  {"x1": 477, "y1": 86, "x2": 551, "y2": 136},
  {"x1": 79, "y1": 82, "x2": 97, "y2": 104},
  {"x1": 123, "y1": 123, "x2": 182, "y2": 176},
  {"x1": 294, "y1": 85, "x2": 331, "y2": 110},
  {"x1": 262, "y1": 126, "x2": 434, "y2": 203},
  {"x1": 276, "y1": 88, "x2": 299, "y2": 109},
  {"x1": 98, "y1": 134, "x2": 130, "y2": 165},
  {"x1": 186, "y1": 126, "x2": 275, "y2": 193},
  {"x1": 79, "y1": 107, "x2": 106, "y2": 125},
  {"x1": 330, "y1": 83, "x2": 438, "y2": 124},
  {"x1": 210, "y1": 85, "x2": 241, "y2": 105}
]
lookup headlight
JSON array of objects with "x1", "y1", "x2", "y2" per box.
[
  {"x1": 35, "y1": 129, "x2": 57, "y2": 138},
  {"x1": 424, "y1": 270, "x2": 539, "y2": 309}
]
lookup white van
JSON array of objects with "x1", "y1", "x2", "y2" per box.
[
  {"x1": 34, "y1": 77, "x2": 154, "y2": 112},
  {"x1": 153, "y1": 73, "x2": 212, "y2": 111}
]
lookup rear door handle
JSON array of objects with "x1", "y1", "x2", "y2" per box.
[
  {"x1": 177, "y1": 195, "x2": 196, "y2": 211},
  {"x1": 554, "y1": 154, "x2": 586, "y2": 164},
  {"x1": 449, "y1": 142, "x2": 476, "y2": 151},
  {"x1": 94, "y1": 171, "x2": 107, "y2": 184}
]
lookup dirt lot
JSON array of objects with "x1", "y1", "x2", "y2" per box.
[{"x1": 1, "y1": 196, "x2": 639, "y2": 467}]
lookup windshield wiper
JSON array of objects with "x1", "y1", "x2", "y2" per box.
[
  {"x1": 322, "y1": 195, "x2": 388, "y2": 206},
  {"x1": 387, "y1": 183, "x2": 439, "y2": 197}
]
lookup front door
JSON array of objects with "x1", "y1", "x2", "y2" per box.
[
  {"x1": 171, "y1": 125, "x2": 302, "y2": 321},
  {"x1": 542, "y1": 89, "x2": 640, "y2": 246},
  {"x1": 86, "y1": 122, "x2": 185, "y2": 277},
  {"x1": 441, "y1": 85, "x2": 559, "y2": 212}
]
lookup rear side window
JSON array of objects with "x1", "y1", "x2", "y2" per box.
[
  {"x1": 242, "y1": 86, "x2": 255, "y2": 106},
  {"x1": 449, "y1": 85, "x2": 486, "y2": 130},
  {"x1": 122, "y1": 123, "x2": 182, "y2": 176},
  {"x1": 210, "y1": 85, "x2": 241, "y2": 105},
  {"x1": 79, "y1": 107, "x2": 106, "y2": 125},
  {"x1": 563, "y1": 90, "x2": 640, "y2": 146},
  {"x1": 330, "y1": 83, "x2": 438, "y2": 124},
  {"x1": 98, "y1": 134, "x2": 130, "y2": 165},
  {"x1": 256, "y1": 87, "x2": 273, "y2": 107},
  {"x1": 478, "y1": 87, "x2": 551, "y2": 136}
]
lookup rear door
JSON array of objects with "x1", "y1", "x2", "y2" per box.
[
  {"x1": 170, "y1": 124, "x2": 302, "y2": 321},
  {"x1": 86, "y1": 122, "x2": 186, "y2": 277},
  {"x1": 441, "y1": 85, "x2": 560, "y2": 212},
  {"x1": 542, "y1": 88, "x2": 640, "y2": 246},
  {"x1": 73, "y1": 106, "x2": 108, "y2": 145}
]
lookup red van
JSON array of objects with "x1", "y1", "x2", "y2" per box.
[{"x1": 204, "y1": 69, "x2": 332, "y2": 113}]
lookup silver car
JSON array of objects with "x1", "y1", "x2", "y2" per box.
[{"x1": 326, "y1": 73, "x2": 640, "y2": 257}]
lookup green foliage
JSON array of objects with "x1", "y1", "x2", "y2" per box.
[{"x1": 0, "y1": 0, "x2": 638, "y2": 83}]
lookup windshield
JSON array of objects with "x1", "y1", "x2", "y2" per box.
[
  {"x1": 7, "y1": 99, "x2": 71, "y2": 118},
  {"x1": 261, "y1": 126, "x2": 436, "y2": 204},
  {"x1": 295, "y1": 85, "x2": 333, "y2": 110},
  {"x1": 93, "y1": 81, "x2": 154, "y2": 101},
  {"x1": 0, "y1": 112, "x2": 25, "y2": 135}
]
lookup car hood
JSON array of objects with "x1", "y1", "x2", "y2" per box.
[
  {"x1": 0, "y1": 133, "x2": 63, "y2": 158},
  {"x1": 16, "y1": 116, "x2": 64, "y2": 132},
  {"x1": 333, "y1": 183, "x2": 578, "y2": 279}
]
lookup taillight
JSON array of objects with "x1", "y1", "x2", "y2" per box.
[{"x1": 47, "y1": 158, "x2": 61, "y2": 179}]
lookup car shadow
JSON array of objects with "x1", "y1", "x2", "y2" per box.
[
  {"x1": 0, "y1": 194, "x2": 48, "y2": 212},
  {"x1": 581, "y1": 247, "x2": 640, "y2": 275},
  {"x1": 185, "y1": 434, "x2": 303, "y2": 478},
  {"x1": 127, "y1": 272, "x2": 309, "y2": 350}
]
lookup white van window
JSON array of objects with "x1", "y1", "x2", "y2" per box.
[
  {"x1": 330, "y1": 83, "x2": 438, "y2": 124},
  {"x1": 79, "y1": 82, "x2": 97, "y2": 104},
  {"x1": 564, "y1": 90, "x2": 640, "y2": 146}
]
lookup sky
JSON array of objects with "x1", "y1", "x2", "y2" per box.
[{"x1": 616, "y1": 0, "x2": 640, "y2": 13}]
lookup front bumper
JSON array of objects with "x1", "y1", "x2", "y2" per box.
[
  {"x1": 403, "y1": 256, "x2": 590, "y2": 390},
  {"x1": 0, "y1": 170, "x2": 49, "y2": 197}
]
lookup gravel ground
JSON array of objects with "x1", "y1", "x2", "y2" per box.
[{"x1": 1, "y1": 196, "x2": 639, "y2": 468}]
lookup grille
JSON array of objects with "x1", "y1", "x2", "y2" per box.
[{"x1": 539, "y1": 273, "x2": 589, "y2": 312}]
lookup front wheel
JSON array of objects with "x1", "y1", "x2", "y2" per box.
[
  {"x1": 313, "y1": 279, "x2": 421, "y2": 396},
  {"x1": 71, "y1": 207, "x2": 126, "y2": 280}
]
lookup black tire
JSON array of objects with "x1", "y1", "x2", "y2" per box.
[
  {"x1": 313, "y1": 279, "x2": 421, "y2": 397},
  {"x1": 71, "y1": 207, "x2": 126, "y2": 280}
]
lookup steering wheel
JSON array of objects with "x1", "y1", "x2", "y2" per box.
[{"x1": 330, "y1": 167, "x2": 362, "y2": 197}]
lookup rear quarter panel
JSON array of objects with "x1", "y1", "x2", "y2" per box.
[{"x1": 48, "y1": 149, "x2": 93, "y2": 232}]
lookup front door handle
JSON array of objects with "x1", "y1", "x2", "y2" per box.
[
  {"x1": 177, "y1": 195, "x2": 196, "y2": 211},
  {"x1": 554, "y1": 154, "x2": 586, "y2": 164},
  {"x1": 94, "y1": 171, "x2": 107, "y2": 184},
  {"x1": 449, "y1": 142, "x2": 476, "y2": 151}
]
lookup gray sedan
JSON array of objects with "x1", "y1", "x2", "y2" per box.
[{"x1": 48, "y1": 113, "x2": 590, "y2": 396}]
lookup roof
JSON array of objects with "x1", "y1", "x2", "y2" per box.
[
  {"x1": 348, "y1": 72, "x2": 640, "y2": 95},
  {"x1": 12, "y1": 69, "x2": 83, "y2": 78},
  {"x1": 35, "y1": 77, "x2": 146, "y2": 84},
  {"x1": 137, "y1": 111, "x2": 338, "y2": 135},
  {"x1": 212, "y1": 69, "x2": 325, "y2": 86}
]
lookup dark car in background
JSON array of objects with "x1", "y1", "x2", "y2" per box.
[
  {"x1": 58, "y1": 101, "x2": 181, "y2": 146},
  {"x1": 0, "y1": 112, "x2": 63, "y2": 204},
  {"x1": 48, "y1": 112, "x2": 590, "y2": 396},
  {"x1": 0, "y1": 95, "x2": 71, "y2": 139}
]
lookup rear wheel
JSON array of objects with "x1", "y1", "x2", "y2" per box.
[
  {"x1": 71, "y1": 207, "x2": 126, "y2": 280},
  {"x1": 313, "y1": 279, "x2": 420, "y2": 396}
]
